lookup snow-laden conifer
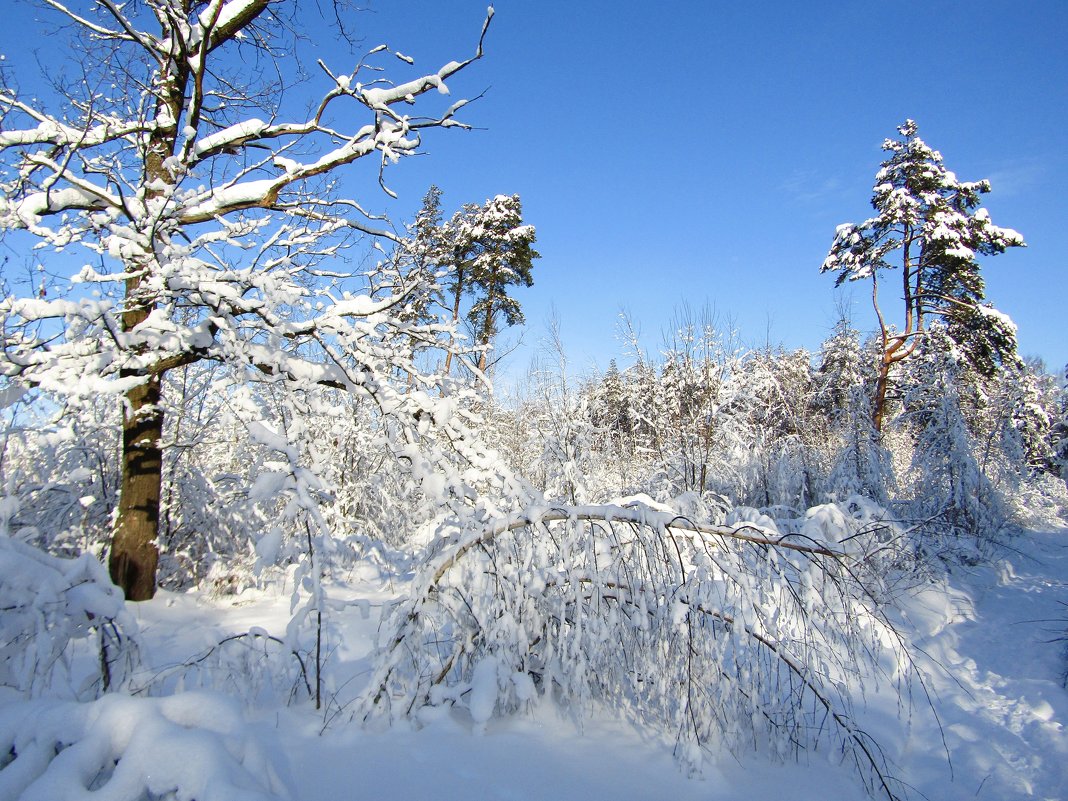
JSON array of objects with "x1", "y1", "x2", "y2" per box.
[{"x1": 822, "y1": 120, "x2": 1024, "y2": 432}]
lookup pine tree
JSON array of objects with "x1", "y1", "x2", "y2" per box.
[
  {"x1": 404, "y1": 185, "x2": 448, "y2": 326},
  {"x1": 814, "y1": 317, "x2": 866, "y2": 423},
  {"x1": 1055, "y1": 365, "x2": 1068, "y2": 479},
  {"x1": 590, "y1": 359, "x2": 632, "y2": 454},
  {"x1": 822, "y1": 120, "x2": 1025, "y2": 432},
  {"x1": 430, "y1": 193, "x2": 538, "y2": 376},
  {"x1": 462, "y1": 194, "x2": 539, "y2": 373},
  {"x1": 902, "y1": 326, "x2": 1005, "y2": 539}
]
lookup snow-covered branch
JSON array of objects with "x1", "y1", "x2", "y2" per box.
[{"x1": 362, "y1": 500, "x2": 913, "y2": 800}]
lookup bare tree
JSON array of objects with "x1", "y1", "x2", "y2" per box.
[{"x1": 0, "y1": 0, "x2": 494, "y2": 599}]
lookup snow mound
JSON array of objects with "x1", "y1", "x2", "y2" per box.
[{"x1": 0, "y1": 691, "x2": 293, "y2": 801}]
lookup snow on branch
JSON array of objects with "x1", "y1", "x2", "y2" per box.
[
  {"x1": 362, "y1": 501, "x2": 916, "y2": 801},
  {"x1": 0, "y1": 3, "x2": 494, "y2": 232}
]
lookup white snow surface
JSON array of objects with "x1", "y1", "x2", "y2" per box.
[{"x1": 2, "y1": 528, "x2": 1067, "y2": 801}]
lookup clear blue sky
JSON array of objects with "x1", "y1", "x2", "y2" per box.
[
  {"x1": 352, "y1": 1, "x2": 1068, "y2": 379},
  {"x1": 3, "y1": 1, "x2": 1066, "y2": 381}
]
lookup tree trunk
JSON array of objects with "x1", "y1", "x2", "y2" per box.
[
  {"x1": 107, "y1": 61, "x2": 182, "y2": 600},
  {"x1": 477, "y1": 298, "x2": 494, "y2": 374},
  {"x1": 872, "y1": 357, "x2": 891, "y2": 434},
  {"x1": 109, "y1": 375, "x2": 164, "y2": 601},
  {"x1": 444, "y1": 265, "x2": 465, "y2": 377}
]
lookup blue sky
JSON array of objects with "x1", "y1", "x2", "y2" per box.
[
  {"x1": 3, "y1": 0, "x2": 1065, "y2": 382},
  {"x1": 348, "y1": 1, "x2": 1067, "y2": 379}
]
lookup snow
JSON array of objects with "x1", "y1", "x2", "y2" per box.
[
  {"x1": 0, "y1": 692, "x2": 292, "y2": 801},
  {"x1": 179, "y1": 178, "x2": 280, "y2": 220},
  {"x1": 193, "y1": 119, "x2": 268, "y2": 156},
  {"x1": 974, "y1": 303, "x2": 1018, "y2": 333},
  {"x1": 213, "y1": 0, "x2": 268, "y2": 35},
  {"x1": 468, "y1": 655, "x2": 499, "y2": 732},
  {"x1": 2, "y1": 524, "x2": 1068, "y2": 800}
]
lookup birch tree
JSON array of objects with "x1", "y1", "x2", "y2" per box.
[{"x1": 0, "y1": 0, "x2": 495, "y2": 599}]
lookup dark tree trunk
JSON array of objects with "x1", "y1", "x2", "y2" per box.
[
  {"x1": 109, "y1": 375, "x2": 164, "y2": 601},
  {"x1": 106, "y1": 59, "x2": 184, "y2": 601}
]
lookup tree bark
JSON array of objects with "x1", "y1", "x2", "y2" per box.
[
  {"x1": 477, "y1": 295, "x2": 494, "y2": 374},
  {"x1": 109, "y1": 375, "x2": 163, "y2": 601},
  {"x1": 872, "y1": 357, "x2": 891, "y2": 434},
  {"x1": 444, "y1": 264, "x2": 465, "y2": 377},
  {"x1": 105, "y1": 41, "x2": 185, "y2": 600}
]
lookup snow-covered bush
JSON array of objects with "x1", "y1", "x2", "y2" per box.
[
  {"x1": 0, "y1": 397, "x2": 118, "y2": 560},
  {"x1": 0, "y1": 531, "x2": 138, "y2": 698},
  {"x1": 362, "y1": 501, "x2": 915, "y2": 800}
]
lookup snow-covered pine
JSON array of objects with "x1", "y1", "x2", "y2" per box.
[
  {"x1": 816, "y1": 321, "x2": 896, "y2": 503},
  {"x1": 429, "y1": 192, "x2": 539, "y2": 375},
  {"x1": 822, "y1": 119, "x2": 1025, "y2": 432},
  {"x1": 1055, "y1": 364, "x2": 1068, "y2": 480},
  {"x1": 900, "y1": 325, "x2": 1008, "y2": 546}
]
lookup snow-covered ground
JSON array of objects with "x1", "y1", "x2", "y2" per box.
[{"x1": 3, "y1": 528, "x2": 1067, "y2": 801}]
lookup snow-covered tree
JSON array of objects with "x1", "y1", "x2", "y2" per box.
[
  {"x1": 463, "y1": 194, "x2": 538, "y2": 372},
  {"x1": 901, "y1": 326, "x2": 1007, "y2": 542},
  {"x1": 815, "y1": 320, "x2": 894, "y2": 502},
  {"x1": 0, "y1": 1, "x2": 495, "y2": 599},
  {"x1": 362, "y1": 502, "x2": 918, "y2": 801},
  {"x1": 517, "y1": 325, "x2": 598, "y2": 505},
  {"x1": 433, "y1": 193, "x2": 538, "y2": 375},
  {"x1": 736, "y1": 346, "x2": 821, "y2": 509},
  {"x1": 822, "y1": 120, "x2": 1025, "y2": 432},
  {"x1": 1054, "y1": 364, "x2": 1068, "y2": 479},
  {"x1": 398, "y1": 186, "x2": 448, "y2": 334},
  {"x1": 814, "y1": 316, "x2": 867, "y2": 425}
]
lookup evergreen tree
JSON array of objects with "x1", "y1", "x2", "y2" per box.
[
  {"x1": 902, "y1": 326, "x2": 1006, "y2": 539},
  {"x1": 402, "y1": 185, "x2": 448, "y2": 326},
  {"x1": 990, "y1": 363, "x2": 1056, "y2": 476},
  {"x1": 822, "y1": 120, "x2": 1025, "y2": 432},
  {"x1": 461, "y1": 194, "x2": 539, "y2": 372},
  {"x1": 814, "y1": 316, "x2": 866, "y2": 424},
  {"x1": 1054, "y1": 365, "x2": 1068, "y2": 479},
  {"x1": 432, "y1": 193, "x2": 538, "y2": 376},
  {"x1": 589, "y1": 359, "x2": 632, "y2": 453}
]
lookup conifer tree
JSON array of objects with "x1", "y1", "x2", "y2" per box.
[
  {"x1": 822, "y1": 120, "x2": 1025, "y2": 432},
  {"x1": 902, "y1": 325, "x2": 1005, "y2": 539},
  {"x1": 463, "y1": 194, "x2": 539, "y2": 372},
  {"x1": 1055, "y1": 365, "x2": 1068, "y2": 479},
  {"x1": 437, "y1": 193, "x2": 538, "y2": 375}
]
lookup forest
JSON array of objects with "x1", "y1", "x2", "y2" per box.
[{"x1": 1, "y1": 2, "x2": 1066, "y2": 800}]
